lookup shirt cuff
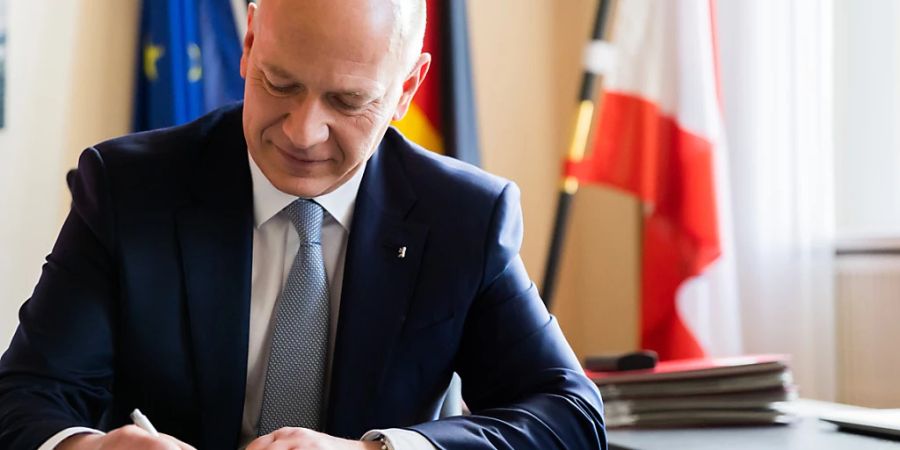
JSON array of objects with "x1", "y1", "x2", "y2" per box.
[
  {"x1": 362, "y1": 428, "x2": 437, "y2": 450},
  {"x1": 38, "y1": 427, "x2": 105, "y2": 450}
]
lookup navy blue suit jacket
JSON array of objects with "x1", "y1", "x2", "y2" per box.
[{"x1": 0, "y1": 104, "x2": 606, "y2": 449}]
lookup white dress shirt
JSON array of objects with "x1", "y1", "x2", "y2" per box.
[{"x1": 40, "y1": 154, "x2": 435, "y2": 450}]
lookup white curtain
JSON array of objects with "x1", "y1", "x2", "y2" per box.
[{"x1": 717, "y1": 0, "x2": 837, "y2": 400}]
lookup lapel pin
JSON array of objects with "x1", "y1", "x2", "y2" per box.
[{"x1": 397, "y1": 246, "x2": 407, "y2": 259}]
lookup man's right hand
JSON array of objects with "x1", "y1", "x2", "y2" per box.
[{"x1": 56, "y1": 425, "x2": 196, "y2": 450}]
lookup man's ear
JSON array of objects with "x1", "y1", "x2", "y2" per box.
[
  {"x1": 240, "y1": 3, "x2": 258, "y2": 79},
  {"x1": 393, "y1": 53, "x2": 432, "y2": 121}
]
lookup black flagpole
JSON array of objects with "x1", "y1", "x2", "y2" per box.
[{"x1": 541, "y1": 0, "x2": 615, "y2": 309}]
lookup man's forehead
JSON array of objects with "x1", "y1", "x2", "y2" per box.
[
  {"x1": 255, "y1": 0, "x2": 424, "y2": 59},
  {"x1": 256, "y1": 0, "x2": 397, "y2": 57}
]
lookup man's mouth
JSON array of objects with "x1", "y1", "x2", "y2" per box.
[{"x1": 274, "y1": 144, "x2": 329, "y2": 165}]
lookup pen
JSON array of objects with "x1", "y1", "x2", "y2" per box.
[{"x1": 130, "y1": 408, "x2": 160, "y2": 437}]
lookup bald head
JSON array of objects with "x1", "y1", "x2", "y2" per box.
[{"x1": 253, "y1": 0, "x2": 426, "y2": 72}]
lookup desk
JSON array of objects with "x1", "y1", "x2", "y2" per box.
[{"x1": 608, "y1": 400, "x2": 900, "y2": 450}]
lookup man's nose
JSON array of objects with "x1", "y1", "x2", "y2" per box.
[{"x1": 282, "y1": 96, "x2": 330, "y2": 149}]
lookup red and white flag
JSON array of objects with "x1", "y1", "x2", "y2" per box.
[{"x1": 567, "y1": 0, "x2": 741, "y2": 360}]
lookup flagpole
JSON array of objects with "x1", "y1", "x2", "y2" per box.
[{"x1": 541, "y1": 0, "x2": 616, "y2": 309}]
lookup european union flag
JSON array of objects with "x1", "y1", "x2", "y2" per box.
[{"x1": 134, "y1": 0, "x2": 246, "y2": 131}]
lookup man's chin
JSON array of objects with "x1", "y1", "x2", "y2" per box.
[{"x1": 274, "y1": 176, "x2": 338, "y2": 198}]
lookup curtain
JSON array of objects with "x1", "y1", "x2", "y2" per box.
[{"x1": 717, "y1": 0, "x2": 837, "y2": 400}]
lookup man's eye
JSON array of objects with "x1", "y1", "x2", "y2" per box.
[
  {"x1": 263, "y1": 77, "x2": 297, "y2": 95},
  {"x1": 332, "y1": 95, "x2": 366, "y2": 112}
]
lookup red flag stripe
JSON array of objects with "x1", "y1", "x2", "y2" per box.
[
  {"x1": 415, "y1": 0, "x2": 443, "y2": 136},
  {"x1": 568, "y1": 91, "x2": 721, "y2": 360}
]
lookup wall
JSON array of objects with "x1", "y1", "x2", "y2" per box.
[
  {"x1": 832, "y1": 0, "x2": 900, "y2": 406},
  {"x1": 835, "y1": 255, "x2": 900, "y2": 407},
  {"x1": 0, "y1": 0, "x2": 639, "y2": 359},
  {"x1": 467, "y1": 0, "x2": 639, "y2": 359},
  {"x1": 0, "y1": 0, "x2": 139, "y2": 345},
  {"x1": 834, "y1": 0, "x2": 900, "y2": 238}
]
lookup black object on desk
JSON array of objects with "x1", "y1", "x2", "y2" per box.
[{"x1": 584, "y1": 350, "x2": 659, "y2": 372}]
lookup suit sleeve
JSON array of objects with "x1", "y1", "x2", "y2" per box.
[
  {"x1": 406, "y1": 183, "x2": 607, "y2": 449},
  {"x1": 0, "y1": 148, "x2": 117, "y2": 450}
]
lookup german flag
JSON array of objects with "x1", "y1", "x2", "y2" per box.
[{"x1": 393, "y1": 0, "x2": 480, "y2": 166}]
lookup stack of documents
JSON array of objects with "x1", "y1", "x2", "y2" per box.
[{"x1": 586, "y1": 355, "x2": 797, "y2": 428}]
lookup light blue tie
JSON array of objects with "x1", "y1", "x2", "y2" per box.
[{"x1": 258, "y1": 199, "x2": 330, "y2": 435}]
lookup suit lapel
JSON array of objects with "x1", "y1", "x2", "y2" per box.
[
  {"x1": 326, "y1": 133, "x2": 428, "y2": 438},
  {"x1": 175, "y1": 107, "x2": 254, "y2": 450}
]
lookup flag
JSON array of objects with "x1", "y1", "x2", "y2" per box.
[
  {"x1": 393, "y1": 0, "x2": 480, "y2": 166},
  {"x1": 566, "y1": 0, "x2": 741, "y2": 360},
  {"x1": 134, "y1": 0, "x2": 246, "y2": 131}
]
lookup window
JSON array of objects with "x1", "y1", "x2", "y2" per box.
[{"x1": 834, "y1": 0, "x2": 900, "y2": 244}]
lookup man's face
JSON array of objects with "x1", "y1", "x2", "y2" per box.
[{"x1": 240, "y1": 0, "x2": 428, "y2": 197}]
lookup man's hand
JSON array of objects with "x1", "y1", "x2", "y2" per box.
[
  {"x1": 56, "y1": 425, "x2": 196, "y2": 450},
  {"x1": 247, "y1": 428, "x2": 381, "y2": 450}
]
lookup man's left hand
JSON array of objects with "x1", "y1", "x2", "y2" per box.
[{"x1": 246, "y1": 428, "x2": 382, "y2": 450}]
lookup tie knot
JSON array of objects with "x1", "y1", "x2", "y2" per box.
[{"x1": 283, "y1": 199, "x2": 324, "y2": 244}]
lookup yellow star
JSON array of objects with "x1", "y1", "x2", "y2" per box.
[
  {"x1": 187, "y1": 43, "x2": 203, "y2": 83},
  {"x1": 144, "y1": 42, "x2": 165, "y2": 81}
]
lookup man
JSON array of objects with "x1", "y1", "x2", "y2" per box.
[{"x1": 0, "y1": 0, "x2": 606, "y2": 449}]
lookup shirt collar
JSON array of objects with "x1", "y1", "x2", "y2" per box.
[{"x1": 248, "y1": 152, "x2": 365, "y2": 232}]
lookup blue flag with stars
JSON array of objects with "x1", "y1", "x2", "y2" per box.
[{"x1": 134, "y1": 0, "x2": 246, "y2": 131}]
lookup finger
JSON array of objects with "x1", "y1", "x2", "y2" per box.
[
  {"x1": 246, "y1": 433, "x2": 275, "y2": 450},
  {"x1": 261, "y1": 440, "x2": 300, "y2": 450},
  {"x1": 272, "y1": 427, "x2": 306, "y2": 440},
  {"x1": 160, "y1": 433, "x2": 198, "y2": 450},
  {"x1": 118, "y1": 424, "x2": 153, "y2": 436},
  {"x1": 105, "y1": 425, "x2": 179, "y2": 450},
  {"x1": 253, "y1": 428, "x2": 315, "y2": 450},
  {"x1": 109, "y1": 424, "x2": 160, "y2": 442}
]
